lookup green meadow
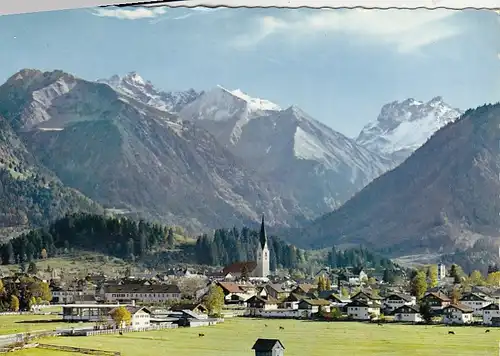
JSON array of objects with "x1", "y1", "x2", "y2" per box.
[{"x1": 9, "y1": 317, "x2": 499, "y2": 356}]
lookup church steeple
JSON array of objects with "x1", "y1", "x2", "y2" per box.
[{"x1": 259, "y1": 214, "x2": 267, "y2": 249}]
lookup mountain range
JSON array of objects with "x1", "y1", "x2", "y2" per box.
[
  {"x1": 1, "y1": 68, "x2": 490, "y2": 267},
  {"x1": 292, "y1": 103, "x2": 500, "y2": 268}
]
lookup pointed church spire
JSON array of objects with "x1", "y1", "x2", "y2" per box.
[{"x1": 259, "y1": 214, "x2": 267, "y2": 249}]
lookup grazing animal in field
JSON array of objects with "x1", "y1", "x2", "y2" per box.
[
  {"x1": 199, "y1": 333, "x2": 205, "y2": 337},
  {"x1": 119, "y1": 331, "x2": 123, "y2": 336},
  {"x1": 448, "y1": 331, "x2": 455, "y2": 335},
  {"x1": 264, "y1": 324, "x2": 268, "y2": 327},
  {"x1": 279, "y1": 326, "x2": 284, "y2": 330},
  {"x1": 486, "y1": 329, "x2": 490, "y2": 333}
]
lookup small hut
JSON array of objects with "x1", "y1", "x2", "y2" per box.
[{"x1": 251, "y1": 338, "x2": 285, "y2": 356}]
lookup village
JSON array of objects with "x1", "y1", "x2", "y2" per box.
[
  {"x1": 1, "y1": 217, "x2": 500, "y2": 339},
  {"x1": 33, "y1": 262, "x2": 500, "y2": 328}
]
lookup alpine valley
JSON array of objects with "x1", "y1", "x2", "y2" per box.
[{"x1": 0, "y1": 68, "x2": 496, "y2": 268}]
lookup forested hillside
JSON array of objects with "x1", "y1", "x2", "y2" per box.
[{"x1": 0, "y1": 213, "x2": 397, "y2": 275}]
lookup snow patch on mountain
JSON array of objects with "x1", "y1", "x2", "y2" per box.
[
  {"x1": 293, "y1": 126, "x2": 329, "y2": 163},
  {"x1": 356, "y1": 96, "x2": 463, "y2": 158}
]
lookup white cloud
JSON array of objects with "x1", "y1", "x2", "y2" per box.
[
  {"x1": 231, "y1": 9, "x2": 461, "y2": 54},
  {"x1": 173, "y1": 14, "x2": 193, "y2": 20},
  {"x1": 92, "y1": 7, "x2": 167, "y2": 20},
  {"x1": 190, "y1": 7, "x2": 222, "y2": 12}
]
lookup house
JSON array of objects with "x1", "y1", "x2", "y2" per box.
[
  {"x1": 459, "y1": 292, "x2": 491, "y2": 317},
  {"x1": 297, "y1": 299, "x2": 331, "y2": 317},
  {"x1": 290, "y1": 284, "x2": 316, "y2": 296},
  {"x1": 442, "y1": 304, "x2": 473, "y2": 325},
  {"x1": 338, "y1": 267, "x2": 369, "y2": 285},
  {"x1": 383, "y1": 293, "x2": 416, "y2": 313},
  {"x1": 393, "y1": 305, "x2": 423, "y2": 323},
  {"x1": 350, "y1": 290, "x2": 382, "y2": 306},
  {"x1": 175, "y1": 310, "x2": 221, "y2": 327},
  {"x1": 264, "y1": 284, "x2": 292, "y2": 301},
  {"x1": 216, "y1": 282, "x2": 256, "y2": 304},
  {"x1": 110, "y1": 306, "x2": 152, "y2": 330},
  {"x1": 481, "y1": 303, "x2": 500, "y2": 325},
  {"x1": 251, "y1": 339, "x2": 285, "y2": 356},
  {"x1": 421, "y1": 292, "x2": 451, "y2": 311},
  {"x1": 245, "y1": 296, "x2": 279, "y2": 311},
  {"x1": 281, "y1": 293, "x2": 303, "y2": 310},
  {"x1": 318, "y1": 291, "x2": 350, "y2": 305},
  {"x1": 169, "y1": 303, "x2": 208, "y2": 315},
  {"x1": 346, "y1": 300, "x2": 381, "y2": 320},
  {"x1": 104, "y1": 283, "x2": 181, "y2": 303},
  {"x1": 62, "y1": 303, "x2": 124, "y2": 322}
]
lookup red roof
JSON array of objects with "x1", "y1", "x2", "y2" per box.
[
  {"x1": 218, "y1": 282, "x2": 244, "y2": 294},
  {"x1": 222, "y1": 261, "x2": 257, "y2": 275}
]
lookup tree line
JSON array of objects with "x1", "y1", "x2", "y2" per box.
[
  {"x1": 0, "y1": 213, "x2": 176, "y2": 265},
  {"x1": 194, "y1": 227, "x2": 305, "y2": 270},
  {"x1": 0, "y1": 212, "x2": 401, "y2": 275}
]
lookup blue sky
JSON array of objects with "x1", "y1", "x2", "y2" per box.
[{"x1": 0, "y1": 7, "x2": 498, "y2": 136}]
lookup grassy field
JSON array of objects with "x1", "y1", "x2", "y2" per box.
[
  {"x1": 10, "y1": 318, "x2": 500, "y2": 356},
  {"x1": 0, "y1": 253, "x2": 132, "y2": 278},
  {"x1": 0, "y1": 313, "x2": 88, "y2": 335}
]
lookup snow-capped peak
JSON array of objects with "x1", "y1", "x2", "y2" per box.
[
  {"x1": 126, "y1": 72, "x2": 146, "y2": 86},
  {"x1": 356, "y1": 96, "x2": 463, "y2": 158},
  {"x1": 216, "y1": 85, "x2": 281, "y2": 112},
  {"x1": 97, "y1": 72, "x2": 201, "y2": 114}
]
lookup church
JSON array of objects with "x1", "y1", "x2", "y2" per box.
[{"x1": 221, "y1": 215, "x2": 271, "y2": 279}]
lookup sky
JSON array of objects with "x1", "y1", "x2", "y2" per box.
[{"x1": 0, "y1": 7, "x2": 498, "y2": 137}]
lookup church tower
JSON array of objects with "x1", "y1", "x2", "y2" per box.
[{"x1": 255, "y1": 215, "x2": 270, "y2": 278}]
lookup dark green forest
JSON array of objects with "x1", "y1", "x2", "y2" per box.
[
  {"x1": 195, "y1": 228, "x2": 305, "y2": 270},
  {"x1": 0, "y1": 213, "x2": 397, "y2": 273},
  {"x1": 326, "y1": 245, "x2": 394, "y2": 270}
]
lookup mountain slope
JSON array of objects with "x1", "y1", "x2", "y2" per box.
[
  {"x1": 295, "y1": 103, "x2": 500, "y2": 257},
  {"x1": 0, "y1": 69, "x2": 305, "y2": 232},
  {"x1": 0, "y1": 112, "x2": 102, "y2": 234},
  {"x1": 179, "y1": 86, "x2": 395, "y2": 216},
  {"x1": 356, "y1": 97, "x2": 463, "y2": 161}
]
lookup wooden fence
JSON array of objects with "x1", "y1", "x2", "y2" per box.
[
  {"x1": 38, "y1": 343, "x2": 121, "y2": 356},
  {"x1": 80, "y1": 324, "x2": 178, "y2": 337}
]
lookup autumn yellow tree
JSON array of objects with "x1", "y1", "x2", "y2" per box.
[
  {"x1": 410, "y1": 271, "x2": 428, "y2": 300},
  {"x1": 10, "y1": 295, "x2": 19, "y2": 312},
  {"x1": 451, "y1": 286, "x2": 461, "y2": 304},
  {"x1": 426, "y1": 265, "x2": 438, "y2": 288},
  {"x1": 39, "y1": 282, "x2": 52, "y2": 302},
  {"x1": 469, "y1": 270, "x2": 485, "y2": 286},
  {"x1": 325, "y1": 277, "x2": 332, "y2": 290},
  {"x1": 110, "y1": 306, "x2": 132, "y2": 329},
  {"x1": 486, "y1": 272, "x2": 500, "y2": 286},
  {"x1": 317, "y1": 275, "x2": 327, "y2": 292},
  {"x1": 204, "y1": 285, "x2": 224, "y2": 317}
]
